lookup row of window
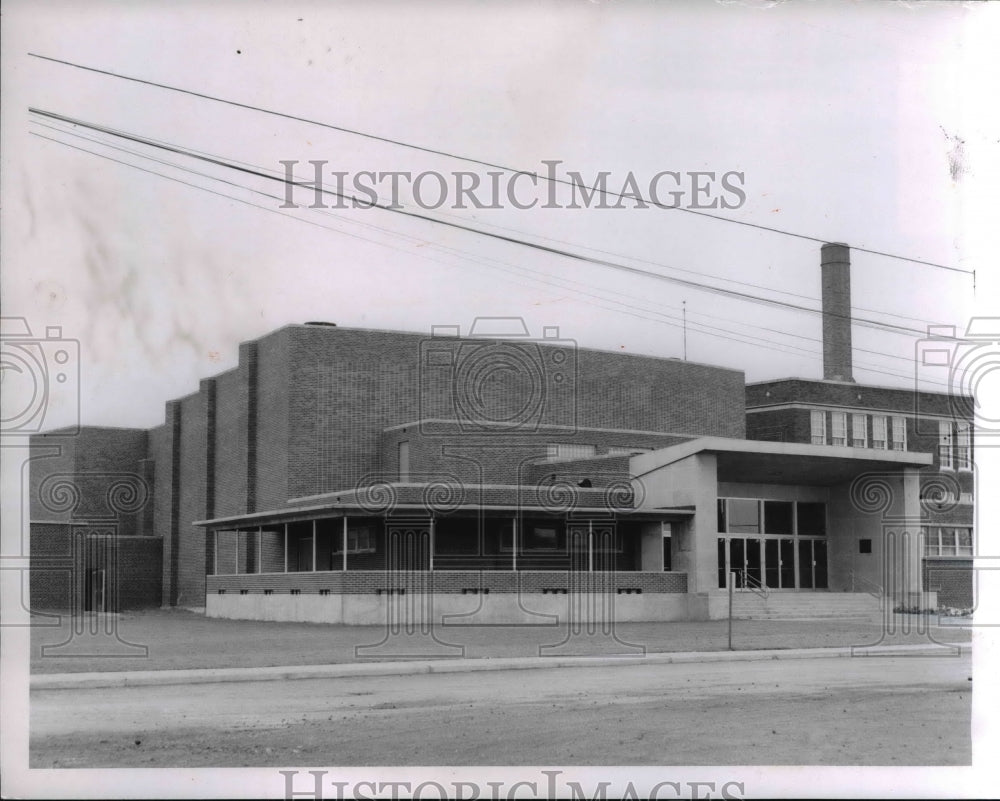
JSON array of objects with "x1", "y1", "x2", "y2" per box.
[
  {"x1": 938, "y1": 420, "x2": 973, "y2": 471},
  {"x1": 810, "y1": 410, "x2": 906, "y2": 450},
  {"x1": 717, "y1": 498, "x2": 827, "y2": 537},
  {"x1": 923, "y1": 526, "x2": 973, "y2": 557},
  {"x1": 545, "y1": 444, "x2": 651, "y2": 462}
]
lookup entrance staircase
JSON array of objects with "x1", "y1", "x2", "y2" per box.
[{"x1": 730, "y1": 591, "x2": 881, "y2": 620}]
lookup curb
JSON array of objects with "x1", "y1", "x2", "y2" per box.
[{"x1": 31, "y1": 642, "x2": 968, "y2": 690}]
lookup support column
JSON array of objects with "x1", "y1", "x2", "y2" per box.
[
  {"x1": 283, "y1": 523, "x2": 289, "y2": 573},
  {"x1": 312, "y1": 520, "x2": 317, "y2": 572},
  {"x1": 342, "y1": 516, "x2": 348, "y2": 571},
  {"x1": 212, "y1": 530, "x2": 218, "y2": 576},
  {"x1": 902, "y1": 467, "x2": 927, "y2": 603},
  {"x1": 512, "y1": 517, "x2": 517, "y2": 572},
  {"x1": 257, "y1": 527, "x2": 262, "y2": 574},
  {"x1": 588, "y1": 519, "x2": 593, "y2": 572},
  {"x1": 429, "y1": 518, "x2": 435, "y2": 571}
]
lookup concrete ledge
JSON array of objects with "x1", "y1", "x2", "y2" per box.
[{"x1": 31, "y1": 642, "x2": 968, "y2": 691}]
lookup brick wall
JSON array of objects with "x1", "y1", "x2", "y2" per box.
[
  {"x1": 175, "y1": 392, "x2": 209, "y2": 607},
  {"x1": 29, "y1": 524, "x2": 162, "y2": 611},
  {"x1": 286, "y1": 325, "x2": 744, "y2": 500},
  {"x1": 746, "y1": 379, "x2": 972, "y2": 419},
  {"x1": 116, "y1": 537, "x2": 164, "y2": 609},
  {"x1": 923, "y1": 558, "x2": 973, "y2": 608},
  {"x1": 213, "y1": 368, "x2": 247, "y2": 519},
  {"x1": 28, "y1": 524, "x2": 73, "y2": 610}
]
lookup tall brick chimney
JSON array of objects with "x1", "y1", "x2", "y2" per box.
[{"x1": 821, "y1": 242, "x2": 854, "y2": 382}]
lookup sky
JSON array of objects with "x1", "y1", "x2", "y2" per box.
[{"x1": 1, "y1": 1, "x2": 996, "y2": 433}]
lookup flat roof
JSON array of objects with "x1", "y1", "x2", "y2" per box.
[{"x1": 632, "y1": 436, "x2": 933, "y2": 486}]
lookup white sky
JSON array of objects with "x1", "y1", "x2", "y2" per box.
[{"x1": 1, "y1": 1, "x2": 995, "y2": 433}]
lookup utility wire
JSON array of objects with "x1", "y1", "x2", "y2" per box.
[
  {"x1": 29, "y1": 126, "x2": 949, "y2": 388},
  {"x1": 28, "y1": 52, "x2": 972, "y2": 277},
  {"x1": 25, "y1": 110, "x2": 948, "y2": 332},
  {"x1": 27, "y1": 107, "x2": 937, "y2": 339}
]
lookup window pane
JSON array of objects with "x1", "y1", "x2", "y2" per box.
[
  {"x1": 728, "y1": 499, "x2": 760, "y2": 534},
  {"x1": 717, "y1": 499, "x2": 727, "y2": 533},
  {"x1": 872, "y1": 416, "x2": 887, "y2": 449},
  {"x1": 797, "y1": 502, "x2": 827, "y2": 536},
  {"x1": 957, "y1": 528, "x2": 973, "y2": 555},
  {"x1": 831, "y1": 412, "x2": 847, "y2": 446},
  {"x1": 763, "y1": 501, "x2": 794, "y2": 535},
  {"x1": 810, "y1": 410, "x2": 826, "y2": 445},
  {"x1": 939, "y1": 420, "x2": 953, "y2": 468},
  {"x1": 526, "y1": 525, "x2": 559, "y2": 550},
  {"x1": 891, "y1": 417, "x2": 906, "y2": 451},
  {"x1": 662, "y1": 536, "x2": 672, "y2": 571},
  {"x1": 852, "y1": 414, "x2": 867, "y2": 447}
]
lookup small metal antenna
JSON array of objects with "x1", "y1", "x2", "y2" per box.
[{"x1": 683, "y1": 300, "x2": 688, "y2": 361}]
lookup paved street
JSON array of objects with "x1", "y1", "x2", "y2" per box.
[{"x1": 31, "y1": 653, "x2": 971, "y2": 767}]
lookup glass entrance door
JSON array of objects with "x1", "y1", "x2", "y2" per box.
[
  {"x1": 764, "y1": 538, "x2": 796, "y2": 589},
  {"x1": 719, "y1": 537, "x2": 763, "y2": 589},
  {"x1": 797, "y1": 540, "x2": 828, "y2": 589}
]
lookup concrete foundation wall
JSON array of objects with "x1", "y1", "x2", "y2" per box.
[{"x1": 206, "y1": 590, "x2": 693, "y2": 625}]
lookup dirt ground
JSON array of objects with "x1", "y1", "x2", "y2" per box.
[
  {"x1": 30, "y1": 655, "x2": 971, "y2": 767},
  {"x1": 28, "y1": 608, "x2": 972, "y2": 674}
]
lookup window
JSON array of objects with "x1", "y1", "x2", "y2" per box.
[
  {"x1": 956, "y1": 421, "x2": 972, "y2": 470},
  {"x1": 939, "y1": 420, "x2": 953, "y2": 469},
  {"x1": 831, "y1": 412, "x2": 847, "y2": 447},
  {"x1": 851, "y1": 414, "x2": 868, "y2": 448},
  {"x1": 727, "y1": 499, "x2": 761, "y2": 534},
  {"x1": 546, "y1": 444, "x2": 597, "y2": 461},
  {"x1": 524, "y1": 523, "x2": 561, "y2": 550},
  {"x1": 891, "y1": 416, "x2": 906, "y2": 451},
  {"x1": 924, "y1": 527, "x2": 973, "y2": 557},
  {"x1": 662, "y1": 523, "x2": 672, "y2": 571},
  {"x1": 810, "y1": 410, "x2": 826, "y2": 445},
  {"x1": 606, "y1": 446, "x2": 650, "y2": 457},
  {"x1": 763, "y1": 500, "x2": 794, "y2": 535},
  {"x1": 796, "y1": 502, "x2": 827, "y2": 536},
  {"x1": 859, "y1": 539, "x2": 872, "y2": 554},
  {"x1": 872, "y1": 416, "x2": 887, "y2": 450},
  {"x1": 346, "y1": 526, "x2": 374, "y2": 553},
  {"x1": 398, "y1": 441, "x2": 410, "y2": 482}
]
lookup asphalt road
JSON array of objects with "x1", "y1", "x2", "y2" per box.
[{"x1": 31, "y1": 654, "x2": 971, "y2": 767}]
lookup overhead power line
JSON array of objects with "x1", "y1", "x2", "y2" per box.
[
  {"x1": 27, "y1": 107, "x2": 935, "y2": 340},
  {"x1": 27, "y1": 52, "x2": 972, "y2": 278},
  {"x1": 29, "y1": 108, "x2": 936, "y2": 336},
  {"x1": 28, "y1": 124, "x2": 949, "y2": 389},
  {"x1": 31, "y1": 112, "x2": 932, "y2": 365}
]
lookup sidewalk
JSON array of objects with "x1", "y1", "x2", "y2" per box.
[
  {"x1": 29, "y1": 608, "x2": 972, "y2": 681},
  {"x1": 32, "y1": 641, "x2": 970, "y2": 690}
]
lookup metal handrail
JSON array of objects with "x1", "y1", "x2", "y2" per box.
[
  {"x1": 737, "y1": 569, "x2": 769, "y2": 599},
  {"x1": 849, "y1": 571, "x2": 884, "y2": 608}
]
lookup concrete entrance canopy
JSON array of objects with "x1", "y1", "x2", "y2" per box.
[{"x1": 630, "y1": 438, "x2": 934, "y2": 609}]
